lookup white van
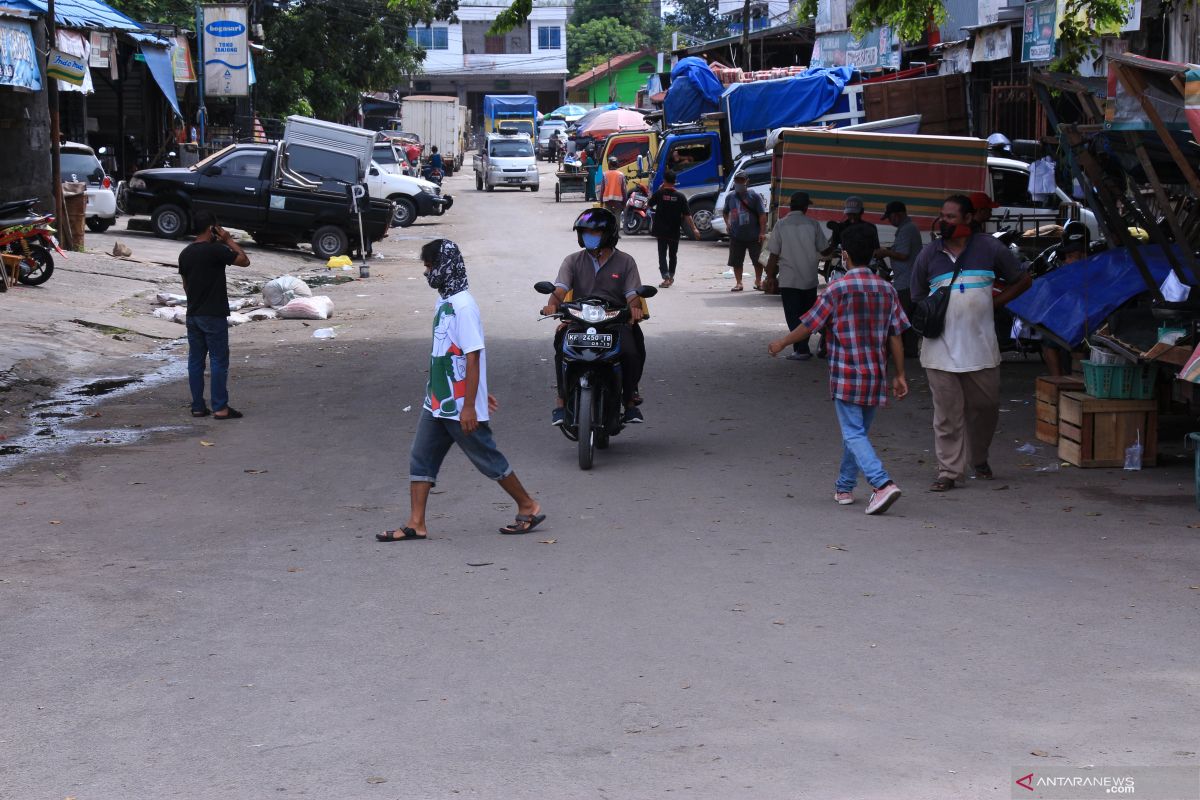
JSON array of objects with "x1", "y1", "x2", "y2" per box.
[{"x1": 473, "y1": 133, "x2": 539, "y2": 192}]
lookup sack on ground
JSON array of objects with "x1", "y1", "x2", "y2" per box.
[
  {"x1": 228, "y1": 297, "x2": 252, "y2": 312},
  {"x1": 277, "y1": 295, "x2": 334, "y2": 320},
  {"x1": 227, "y1": 312, "x2": 252, "y2": 326},
  {"x1": 262, "y1": 275, "x2": 313, "y2": 308},
  {"x1": 152, "y1": 306, "x2": 188, "y2": 324},
  {"x1": 156, "y1": 292, "x2": 187, "y2": 306},
  {"x1": 245, "y1": 307, "x2": 279, "y2": 321}
]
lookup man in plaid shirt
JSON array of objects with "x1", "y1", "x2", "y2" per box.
[{"x1": 768, "y1": 224, "x2": 910, "y2": 515}]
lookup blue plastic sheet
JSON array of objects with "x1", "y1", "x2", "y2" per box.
[
  {"x1": 1007, "y1": 246, "x2": 1178, "y2": 347},
  {"x1": 721, "y1": 66, "x2": 856, "y2": 135},
  {"x1": 140, "y1": 44, "x2": 181, "y2": 118},
  {"x1": 663, "y1": 57, "x2": 725, "y2": 124}
]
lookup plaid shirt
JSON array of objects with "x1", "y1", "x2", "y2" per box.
[{"x1": 799, "y1": 267, "x2": 910, "y2": 406}]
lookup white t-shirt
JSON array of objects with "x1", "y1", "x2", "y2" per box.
[{"x1": 424, "y1": 290, "x2": 489, "y2": 421}]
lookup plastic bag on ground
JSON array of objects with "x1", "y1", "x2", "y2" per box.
[
  {"x1": 262, "y1": 275, "x2": 313, "y2": 308},
  {"x1": 152, "y1": 306, "x2": 187, "y2": 324},
  {"x1": 277, "y1": 295, "x2": 334, "y2": 320},
  {"x1": 156, "y1": 292, "x2": 187, "y2": 306},
  {"x1": 245, "y1": 307, "x2": 279, "y2": 321},
  {"x1": 228, "y1": 297, "x2": 252, "y2": 311},
  {"x1": 227, "y1": 312, "x2": 251, "y2": 326}
]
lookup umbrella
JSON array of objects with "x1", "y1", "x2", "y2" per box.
[
  {"x1": 569, "y1": 103, "x2": 623, "y2": 134},
  {"x1": 576, "y1": 108, "x2": 650, "y2": 139},
  {"x1": 551, "y1": 104, "x2": 588, "y2": 121}
]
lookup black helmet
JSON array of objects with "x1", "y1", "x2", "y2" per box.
[
  {"x1": 572, "y1": 207, "x2": 619, "y2": 251},
  {"x1": 1061, "y1": 221, "x2": 1087, "y2": 254}
]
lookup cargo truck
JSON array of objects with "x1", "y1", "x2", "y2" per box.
[
  {"x1": 483, "y1": 95, "x2": 538, "y2": 138},
  {"x1": 400, "y1": 94, "x2": 465, "y2": 174}
]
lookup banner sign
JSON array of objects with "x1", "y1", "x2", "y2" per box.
[
  {"x1": 54, "y1": 29, "x2": 92, "y2": 93},
  {"x1": 978, "y1": 0, "x2": 1005, "y2": 26},
  {"x1": 1022, "y1": 0, "x2": 1058, "y2": 62},
  {"x1": 47, "y1": 47, "x2": 87, "y2": 85},
  {"x1": 203, "y1": 4, "x2": 250, "y2": 96},
  {"x1": 0, "y1": 18, "x2": 41, "y2": 91},
  {"x1": 973, "y1": 25, "x2": 1012, "y2": 62},
  {"x1": 811, "y1": 27, "x2": 901, "y2": 70},
  {"x1": 172, "y1": 34, "x2": 197, "y2": 82}
]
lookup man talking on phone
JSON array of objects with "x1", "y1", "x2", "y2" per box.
[{"x1": 179, "y1": 211, "x2": 250, "y2": 419}]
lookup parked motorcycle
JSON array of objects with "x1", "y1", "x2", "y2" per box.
[
  {"x1": 535, "y1": 279, "x2": 657, "y2": 470},
  {"x1": 622, "y1": 183, "x2": 651, "y2": 235},
  {"x1": 0, "y1": 198, "x2": 61, "y2": 288}
]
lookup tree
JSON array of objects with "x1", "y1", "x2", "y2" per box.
[
  {"x1": 663, "y1": 0, "x2": 729, "y2": 43},
  {"x1": 567, "y1": 17, "x2": 649, "y2": 75},
  {"x1": 107, "y1": 0, "x2": 193, "y2": 28},
  {"x1": 256, "y1": 0, "x2": 457, "y2": 120}
]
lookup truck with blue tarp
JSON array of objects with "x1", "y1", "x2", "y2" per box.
[
  {"x1": 482, "y1": 95, "x2": 538, "y2": 139},
  {"x1": 650, "y1": 60, "x2": 864, "y2": 239}
]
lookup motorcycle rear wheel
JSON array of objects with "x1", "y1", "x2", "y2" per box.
[
  {"x1": 577, "y1": 385, "x2": 595, "y2": 470},
  {"x1": 14, "y1": 244, "x2": 53, "y2": 286}
]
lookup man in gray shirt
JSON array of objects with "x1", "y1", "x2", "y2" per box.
[
  {"x1": 876, "y1": 200, "x2": 923, "y2": 357},
  {"x1": 763, "y1": 192, "x2": 827, "y2": 360}
]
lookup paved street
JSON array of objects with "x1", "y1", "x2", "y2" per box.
[{"x1": 3, "y1": 163, "x2": 1199, "y2": 799}]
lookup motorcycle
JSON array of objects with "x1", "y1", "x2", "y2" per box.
[
  {"x1": 535, "y1": 279, "x2": 657, "y2": 470},
  {"x1": 422, "y1": 165, "x2": 444, "y2": 186},
  {"x1": 622, "y1": 183, "x2": 651, "y2": 235},
  {"x1": 0, "y1": 198, "x2": 62, "y2": 289}
]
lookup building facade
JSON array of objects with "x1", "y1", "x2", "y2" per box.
[
  {"x1": 407, "y1": 0, "x2": 570, "y2": 127},
  {"x1": 565, "y1": 49, "x2": 658, "y2": 106}
]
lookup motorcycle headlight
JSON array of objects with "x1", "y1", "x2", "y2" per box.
[
  {"x1": 571, "y1": 304, "x2": 610, "y2": 324},
  {"x1": 129, "y1": 177, "x2": 146, "y2": 190}
]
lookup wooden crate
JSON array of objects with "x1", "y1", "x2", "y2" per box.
[
  {"x1": 1035, "y1": 376, "x2": 1085, "y2": 444},
  {"x1": 1057, "y1": 392, "x2": 1158, "y2": 468}
]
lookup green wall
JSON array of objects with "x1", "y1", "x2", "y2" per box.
[{"x1": 579, "y1": 58, "x2": 657, "y2": 106}]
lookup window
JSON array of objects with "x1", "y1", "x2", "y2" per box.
[
  {"x1": 538, "y1": 26, "x2": 561, "y2": 49},
  {"x1": 745, "y1": 159, "x2": 772, "y2": 186},
  {"x1": 490, "y1": 140, "x2": 534, "y2": 158},
  {"x1": 990, "y1": 168, "x2": 1034, "y2": 208},
  {"x1": 408, "y1": 26, "x2": 448, "y2": 50},
  {"x1": 667, "y1": 141, "x2": 712, "y2": 174},
  {"x1": 608, "y1": 139, "x2": 649, "y2": 169},
  {"x1": 60, "y1": 152, "x2": 104, "y2": 183},
  {"x1": 215, "y1": 151, "x2": 266, "y2": 178},
  {"x1": 373, "y1": 144, "x2": 399, "y2": 166}
]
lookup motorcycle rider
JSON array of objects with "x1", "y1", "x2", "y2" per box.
[{"x1": 541, "y1": 208, "x2": 647, "y2": 427}]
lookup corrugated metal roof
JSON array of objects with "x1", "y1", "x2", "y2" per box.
[{"x1": 7, "y1": 0, "x2": 141, "y2": 31}]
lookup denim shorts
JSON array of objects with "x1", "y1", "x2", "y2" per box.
[{"x1": 409, "y1": 409, "x2": 513, "y2": 485}]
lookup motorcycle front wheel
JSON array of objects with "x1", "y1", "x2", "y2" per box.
[
  {"x1": 622, "y1": 213, "x2": 641, "y2": 235},
  {"x1": 14, "y1": 243, "x2": 53, "y2": 285},
  {"x1": 576, "y1": 385, "x2": 595, "y2": 470}
]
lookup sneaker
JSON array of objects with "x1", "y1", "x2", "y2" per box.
[
  {"x1": 865, "y1": 482, "x2": 902, "y2": 515},
  {"x1": 786, "y1": 352, "x2": 812, "y2": 361},
  {"x1": 834, "y1": 492, "x2": 855, "y2": 505},
  {"x1": 551, "y1": 407, "x2": 565, "y2": 427},
  {"x1": 623, "y1": 407, "x2": 644, "y2": 424}
]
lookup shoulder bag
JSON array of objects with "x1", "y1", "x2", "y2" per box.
[{"x1": 909, "y1": 242, "x2": 971, "y2": 339}]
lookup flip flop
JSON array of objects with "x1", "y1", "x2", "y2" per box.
[
  {"x1": 191, "y1": 408, "x2": 211, "y2": 418},
  {"x1": 214, "y1": 407, "x2": 244, "y2": 420},
  {"x1": 499, "y1": 513, "x2": 546, "y2": 535},
  {"x1": 730, "y1": 285, "x2": 744, "y2": 292},
  {"x1": 376, "y1": 527, "x2": 427, "y2": 542}
]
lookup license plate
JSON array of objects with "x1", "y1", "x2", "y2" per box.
[
  {"x1": 505, "y1": 178, "x2": 524, "y2": 184},
  {"x1": 566, "y1": 332, "x2": 613, "y2": 349}
]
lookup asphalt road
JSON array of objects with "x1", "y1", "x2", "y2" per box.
[{"x1": 3, "y1": 164, "x2": 1199, "y2": 799}]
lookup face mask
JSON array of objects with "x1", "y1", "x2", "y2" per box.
[
  {"x1": 938, "y1": 220, "x2": 960, "y2": 240},
  {"x1": 735, "y1": 183, "x2": 748, "y2": 194},
  {"x1": 424, "y1": 267, "x2": 439, "y2": 290},
  {"x1": 582, "y1": 232, "x2": 603, "y2": 250}
]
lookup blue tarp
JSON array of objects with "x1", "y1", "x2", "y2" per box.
[
  {"x1": 1007, "y1": 246, "x2": 1178, "y2": 347},
  {"x1": 139, "y1": 43, "x2": 181, "y2": 118},
  {"x1": 7, "y1": 0, "x2": 141, "y2": 30},
  {"x1": 722, "y1": 66, "x2": 856, "y2": 135},
  {"x1": 663, "y1": 56, "x2": 724, "y2": 124},
  {"x1": 483, "y1": 94, "x2": 538, "y2": 118}
]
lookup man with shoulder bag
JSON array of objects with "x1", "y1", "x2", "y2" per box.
[
  {"x1": 722, "y1": 172, "x2": 767, "y2": 292},
  {"x1": 909, "y1": 195, "x2": 1031, "y2": 492}
]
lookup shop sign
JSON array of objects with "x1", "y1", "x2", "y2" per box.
[
  {"x1": 0, "y1": 18, "x2": 41, "y2": 91},
  {"x1": 811, "y1": 27, "x2": 901, "y2": 70},
  {"x1": 203, "y1": 4, "x2": 249, "y2": 96},
  {"x1": 47, "y1": 47, "x2": 86, "y2": 85},
  {"x1": 972, "y1": 24, "x2": 1012, "y2": 62},
  {"x1": 1022, "y1": 0, "x2": 1058, "y2": 63}
]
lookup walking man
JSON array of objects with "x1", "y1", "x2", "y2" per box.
[
  {"x1": 767, "y1": 224, "x2": 909, "y2": 515},
  {"x1": 875, "y1": 200, "x2": 923, "y2": 358},
  {"x1": 910, "y1": 195, "x2": 1032, "y2": 491},
  {"x1": 648, "y1": 168, "x2": 699, "y2": 287},
  {"x1": 179, "y1": 211, "x2": 249, "y2": 419},
  {"x1": 379, "y1": 239, "x2": 545, "y2": 541},
  {"x1": 722, "y1": 172, "x2": 767, "y2": 291},
  {"x1": 763, "y1": 192, "x2": 827, "y2": 360}
]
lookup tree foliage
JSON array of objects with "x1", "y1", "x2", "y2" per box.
[
  {"x1": 256, "y1": 0, "x2": 456, "y2": 120},
  {"x1": 107, "y1": 0, "x2": 194, "y2": 28},
  {"x1": 567, "y1": 17, "x2": 649, "y2": 75},
  {"x1": 664, "y1": 0, "x2": 730, "y2": 43},
  {"x1": 1053, "y1": 0, "x2": 1134, "y2": 72}
]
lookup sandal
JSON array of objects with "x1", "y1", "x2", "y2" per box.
[
  {"x1": 499, "y1": 512, "x2": 546, "y2": 535},
  {"x1": 376, "y1": 527, "x2": 427, "y2": 542},
  {"x1": 974, "y1": 462, "x2": 994, "y2": 480},
  {"x1": 929, "y1": 477, "x2": 956, "y2": 492},
  {"x1": 730, "y1": 285, "x2": 744, "y2": 292},
  {"x1": 191, "y1": 408, "x2": 211, "y2": 418},
  {"x1": 214, "y1": 407, "x2": 244, "y2": 420}
]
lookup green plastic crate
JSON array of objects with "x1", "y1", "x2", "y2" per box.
[{"x1": 1081, "y1": 360, "x2": 1157, "y2": 400}]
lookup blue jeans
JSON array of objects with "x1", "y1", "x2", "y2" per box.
[
  {"x1": 834, "y1": 399, "x2": 890, "y2": 493},
  {"x1": 186, "y1": 315, "x2": 229, "y2": 413},
  {"x1": 409, "y1": 410, "x2": 513, "y2": 486}
]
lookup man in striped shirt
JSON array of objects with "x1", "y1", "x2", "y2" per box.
[{"x1": 910, "y1": 195, "x2": 1032, "y2": 492}]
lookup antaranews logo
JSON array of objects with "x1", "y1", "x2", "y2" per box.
[{"x1": 1016, "y1": 773, "x2": 1035, "y2": 792}]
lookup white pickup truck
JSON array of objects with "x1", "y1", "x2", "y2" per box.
[{"x1": 366, "y1": 161, "x2": 452, "y2": 227}]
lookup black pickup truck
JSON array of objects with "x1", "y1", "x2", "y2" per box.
[{"x1": 126, "y1": 143, "x2": 395, "y2": 259}]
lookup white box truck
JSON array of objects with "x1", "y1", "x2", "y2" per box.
[{"x1": 401, "y1": 95, "x2": 464, "y2": 175}]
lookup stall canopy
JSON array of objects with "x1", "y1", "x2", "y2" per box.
[
  {"x1": 129, "y1": 33, "x2": 181, "y2": 118},
  {"x1": 0, "y1": 14, "x2": 42, "y2": 91},
  {"x1": 6, "y1": 0, "x2": 141, "y2": 30}
]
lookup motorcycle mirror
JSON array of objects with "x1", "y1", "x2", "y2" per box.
[
  {"x1": 635, "y1": 285, "x2": 658, "y2": 299},
  {"x1": 98, "y1": 146, "x2": 108, "y2": 154},
  {"x1": 534, "y1": 281, "x2": 556, "y2": 295}
]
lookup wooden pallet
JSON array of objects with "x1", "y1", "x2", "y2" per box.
[{"x1": 1057, "y1": 392, "x2": 1157, "y2": 468}]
